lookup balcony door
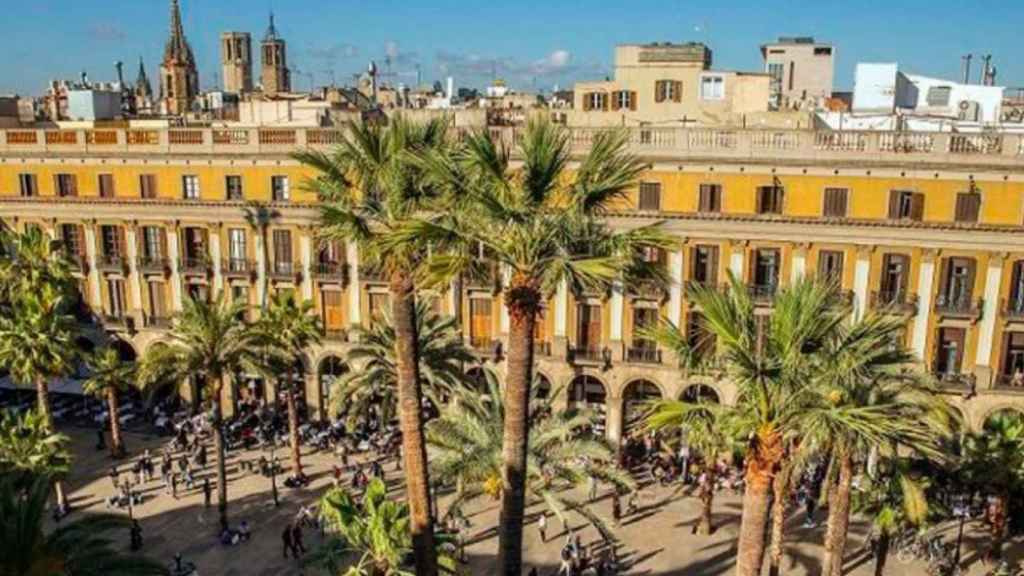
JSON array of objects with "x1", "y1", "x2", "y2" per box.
[
  {"x1": 690, "y1": 245, "x2": 719, "y2": 285},
  {"x1": 577, "y1": 303, "x2": 602, "y2": 352},
  {"x1": 469, "y1": 297, "x2": 493, "y2": 349},
  {"x1": 321, "y1": 289, "x2": 344, "y2": 332},
  {"x1": 940, "y1": 257, "x2": 975, "y2": 305},
  {"x1": 880, "y1": 254, "x2": 909, "y2": 299},
  {"x1": 751, "y1": 249, "x2": 780, "y2": 289},
  {"x1": 228, "y1": 229, "x2": 247, "y2": 265},
  {"x1": 1010, "y1": 261, "x2": 1024, "y2": 311},
  {"x1": 935, "y1": 327, "x2": 965, "y2": 375}
]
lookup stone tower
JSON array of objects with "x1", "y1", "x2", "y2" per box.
[
  {"x1": 220, "y1": 32, "x2": 253, "y2": 94},
  {"x1": 260, "y1": 13, "x2": 290, "y2": 96},
  {"x1": 159, "y1": 0, "x2": 199, "y2": 115},
  {"x1": 134, "y1": 57, "x2": 154, "y2": 114}
]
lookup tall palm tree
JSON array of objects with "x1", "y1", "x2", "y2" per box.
[
  {"x1": 0, "y1": 474, "x2": 169, "y2": 576},
  {"x1": 83, "y1": 347, "x2": 137, "y2": 458},
  {"x1": 962, "y1": 412, "x2": 1024, "y2": 561},
  {"x1": 250, "y1": 291, "x2": 322, "y2": 479},
  {"x1": 332, "y1": 300, "x2": 475, "y2": 427},
  {"x1": 802, "y1": 312, "x2": 953, "y2": 576},
  {"x1": 410, "y1": 119, "x2": 668, "y2": 574},
  {"x1": 0, "y1": 226, "x2": 75, "y2": 308},
  {"x1": 645, "y1": 399, "x2": 735, "y2": 535},
  {"x1": 428, "y1": 371, "x2": 635, "y2": 540},
  {"x1": 242, "y1": 201, "x2": 280, "y2": 310},
  {"x1": 644, "y1": 276, "x2": 846, "y2": 576},
  {"x1": 295, "y1": 116, "x2": 452, "y2": 576},
  {"x1": 138, "y1": 294, "x2": 257, "y2": 532},
  {"x1": 851, "y1": 459, "x2": 930, "y2": 576}
]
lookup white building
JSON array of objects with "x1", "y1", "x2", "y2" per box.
[
  {"x1": 851, "y1": 62, "x2": 1004, "y2": 123},
  {"x1": 66, "y1": 85, "x2": 124, "y2": 121}
]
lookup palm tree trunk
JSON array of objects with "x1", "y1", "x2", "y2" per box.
[
  {"x1": 768, "y1": 463, "x2": 793, "y2": 576},
  {"x1": 822, "y1": 452, "x2": 854, "y2": 576},
  {"x1": 497, "y1": 281, "x2": 540, "y2": 576},
  {"x1": 35, "y1": 375, "x2": 66, "y2": 509},
  {"x1": 107, "y1": 389, "x2": 125, "y2": 458},
  {"x1": 212, "y1": 379, "x2": 229, "y2": 533},
  {"x1": 736, "y1": 430, "x2": 783, "y2": 576},
  {"x1": 697, "y1": 467, "x2": 715, "y2": 535},
  {"x1": 874, "y1": 533, "x2": 890, "y2": 576},
  {"x1": 390, "y1": 274, "x2": 437, "y2": 576},
  {"x1": 286, "y1": 381, "x2": 302, "y2": 478}
]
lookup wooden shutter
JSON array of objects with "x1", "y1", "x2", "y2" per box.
[
  {"x1": 629, "y1": 91, "x2": 637, "y2": 111},
  {"x1": 1012, "y1": 261, "x2": 1024, "y2": 301},
  {"x1": 601, "y1": 94, "x2": 609, "y2": 111},
  {"x1": 887, "y1": 190, "x2": 901, "y2": 219},
  {"x1": 964, "y1": 258, "x2": 977, "y2": 300},
  {"x1": 708, "y1": 246, "x2": 719, "y2": 284},
  {"x1": 611, "y1": 91, "x2": 621, "y2": 111},
  {"x1": 910, "y1": 193, "x2": 925, "y2": 221},
  {"x1": 950, "y1": 328, "x2": 965, "y2": 372},
  {"x1": 655, "y1": 81, "x2": 665, "y2": 103},
  {"x1": 582, "y1": 93, "x2": 592, "y2": 111},
  {"x1": 470, "y1": 298, "x2": 492, "y2": 343},
  {"x1": 672, "y1": 81, "x2": 683, "y2": 102},
  {"x1": 322, "y1": 290, "x2": 344, "y2": 330},
  {"x1": 955, "y1": 192, "x2": 980, "y2": 223}
]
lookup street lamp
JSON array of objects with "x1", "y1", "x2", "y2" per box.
[{"x1": 269, "y1": 446, "x2": 279, "y2": 507}]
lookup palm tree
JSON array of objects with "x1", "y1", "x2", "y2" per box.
[
  {"x1": 0, "y1": 226, "x2": 75, "y2": 307},
  {"x1": 250, "y1": 291, "x2": 321, "y2": 479},
  {"x1": 242, "y1": 201, "x2": 280, "y2": 310},
  {"x1": 851, "y1": 459, "x2": 930, "y2": 576},
  {"x1": 428, "y1": 371, "x2": 635, "y2": 540},
  {"x1": 961, "y1": 412, "x2": 1024, "y2": 561},
  {"x1": 311, "y1": 478, "x2": 458, "y2": 576},
  {"x1": 645, "y1": 399, "x2": 735, "y2": 535},
  {"x1": 410, "y1": 119, "x2": 668, "y2": 574},
  {"x1": 83, "y1": 347, "x2": 137, "y2": 458},
  {"x1": 802, "y1": 312, "x2": 953, "y2": 576},
  {"x1": 138, "y1": 294, "x2": 257, "y2": 532},
  {"x1": 0, "y1": 474, "x2": 169, "y2": 576},
  {"x1": 644, "y1": 276, "x2": 847, "y2": 576},
  {"x1": 332, "y1": 300, "x2": 475, "y2": 427},
  {"x1": 0, "y1": 409, "x2": 70, "y2": 480},
  {"x1": 295, "y1": 116, "x2": 453, "y2": 576}
]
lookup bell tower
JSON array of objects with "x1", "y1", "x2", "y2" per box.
[{"x1": 260, "y1": 13, "x2": 290, "y2": 96}]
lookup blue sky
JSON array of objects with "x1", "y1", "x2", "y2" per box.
[{"x1": 2, "y1": 0, "x2": 1022, "y2": 96}]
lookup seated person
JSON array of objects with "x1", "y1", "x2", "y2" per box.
[{"x1": 238, "y1": 520, "x2": 251, "y2": 542}]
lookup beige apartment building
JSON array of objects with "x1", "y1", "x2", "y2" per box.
[
  {"x1": 761, "y1": 36, "x2": 835, "y2": 110},
  {"x1": 572, "y1": 42, "x2": 772, "y2": 127}
]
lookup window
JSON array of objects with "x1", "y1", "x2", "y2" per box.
[
  {"x1": 1009, "y1": 261, "x2": 1024, "y2": 311},
  {"x1": 59, "y1": 224, "x2": 82, "y2": 256},
  {"x1": 368, "y1": 292, "x2": 390, "y2": 326},
  {"x1": 55, "y1": 174, "x2": 77, "y2": 197},
  {"x1": 321, "y1": 289, "x2": 345, "y2": 332},
  {"x1": 225, "y1": 175, "x2": 243, "y2": 201},
  {"x1": 655, "y1": 80, "x2": 682, "y2": 103},
  {"x1": 817, "y1": 250, "x2": 844, "y2": 285},
  {"x1": 686, "y1": 312, "x2": 715, "y2": 362},
  {"x1": 106, "y1": 279, "x2": 126, "y2": 317},
  {"x1": 638, "y1": 182, "x2": 661, "y2": 211},
  {"x1": 926, "y1": 86, "x2": 952, "y2": 107},
  {"x1": 698, "y1": 183, "x2": 722, "y2": 213},
  {"x1": 182, "y1": 175, "x2": 200, "y2": 200},
  {"x1": 142, "y1": 226, "x2": 164, "y2": 260},
  {"x1": 879, "y1": 253, "x2": 909, "y2": 301},
  {"x1": 690, "y1": 245, "x2": 719, "y2": 285},
  {"x1": 148, "y1": 281, "x2": 168, "y2": 319},
  {"x1": 939, "y1": 257, "x2": 976, "y2": 305},
  {"x1": 1000, "y1": 331, "x2": 1024, "y2": 382},
  {"x1": 98, "y1": 174, "x2": 115, "y2": 198},
  {"x1": 583, "y1": 92, "x2": 608, "y2": 111},
  {"x1": 228, "y1": 229, "x2": 247, "y2": 268},
  {"x1": 757, "y1": 185, "x2": 784, "y2": 215},
  {"x1": 139, "y1": 174, "x2": 158, "y2": 199},
  {"x1": 272, "y1": 229, "x2": 292, "y2": 274},
  {"x1": 469, "y1": 297, "x2": 493, "y2": 349},
  {"x1": 823, "y1": 187, "x2": 848, "y2": 218},
  {"x1": 100, "y1": 225, "x2": 123, "y2": 257},
  {"x1": 814, "y1": 47, "x2": 833, "y2": 56},
  {"x1": 751, "y1": 249, "x2": 780, "y2": 290},
  {"x1": 271, "y1": 176, "x2": 290, "y2": 202},
  {"x1": 954, "y1": 192, "x2": 981, "y2": 223},
  {"x1": 700, "y1": 75, "x2": 725, "y2": 100},
  {"x1": 888, "y1": 190, "x2": 924, "y2": 221},
  {"x1": 767, "y1": 63, "x2": 784, "y2": 90},
  {"x1": 576, "y1": 303, "x2": 602, "y2": 351},
  {"x1": 18, "y1": 174, "x2": 38, "y2": 197},
  {"x1": 632, "y1": 308, "x2": 658, "y2": 350},
  {"x1": 612, "y1": 90, "x2": 636, "y2": 111},
  {"x1": 935, "y1": 327, "x2": 965, "y2": 375}
]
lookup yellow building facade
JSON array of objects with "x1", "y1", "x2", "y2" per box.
[{"x1": 2, "y1": 125, "x2": 1024, "y2": 440}]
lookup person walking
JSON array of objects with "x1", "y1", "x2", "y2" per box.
[
  {"x1": 202, "y1": 478, "x2": 211, "y2": 508},
  {"x1": 538, "y1": 512, "x2": 548, "y2": 543},
  {"x1": 291, "y1": 523, "x2": 306, "y2": 556},
  {"x1": 281, "y1": 525, "x2": 294, "y2": 559},
  {"x1": 110, "y1": 466, "x2": 120, "y2": 490},
  {"x1": 170, "y1": 472, "x2": 178, "y2": 500}
]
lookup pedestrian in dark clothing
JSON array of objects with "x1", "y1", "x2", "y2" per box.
[
  {"x1": 281, "y1": 525, "x2": 294, "y2": 559},
  {"x1": 203, "y1": 478, "x2": 211, "y2": 507},
  {"x1": 170, "y1": 473, "x2": 178, "y2": 499},
  {"x1": 96, "y1": 428, "x2": 106, "y2": 451},
  {"x1": 130, "y1": 519, "x2": 143, "y2": 551},
  {"x1": 612, "y1": 493, "x2": 621, "y2": 522},
  {"x1": 292, "y1": 523, "x2": 306, "y2": 555},
  {"x1": 110, "y1": 466, "x2": 119, "y2": 490}
]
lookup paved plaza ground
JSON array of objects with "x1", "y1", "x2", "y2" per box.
[{"x1": 52, "y1": 425, "x2": 1023, "y2": 575}]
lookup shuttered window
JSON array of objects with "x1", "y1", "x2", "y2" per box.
[
  {"x1": 823, "y1": 187, "x2": 848, "y2": 218},
  {"x1": 272, "y1": 229, "x2": 292, "y2": 267},
  {"x1": 576, "y1": 303, "x2": 602, "y2": 349},
  {"x1": 271, "y1": 175, "x2": 290, "y2": 202},
  {"x1": 935, "y1": 327, "x2": 966, "y2": 374},
  {"x1": 321, "y1": 289, "x2": 345, "y2": 330},
  {"x1": 18, "y1": 174, "x2": 38, "y2": 197},
  {"x1": 225, "y1": 175, "x2": 244, "y2": 200},
  {"x1": 690, "y1": 245, "x2": 719, "y2": 285},
  {"x1": 182, "y1": 175, "x2": 200, "y2": 200},
  {"x1": 817, "y1": 250, "x2": 844, "y2": 285},
  {"x1": 55, "y1": 174, "x2": 77, "y2": 197},
  {"x1": 655, "y1": 80, "x2": 683, "y2": 103},
  {"x1": 954, "y1": 192, "x2": 981, "y2": 223},
  {"x1": 611, "y1": 90, "x2": 637, "y2": 111},
  {"x1": 887, "y1": 190, "x2": 924, "y2": 221},
  {"x1": 60, "y1": 224, "x2": 83, "y2": 256},
  {"x1": 756, "y1": 185, "x2": 784, "y2": 215},
  {"x1": 139, "y1": 174, "x2": 158, "y2": 199},
  {"x1": 469, "y1": 297, "x2": 493, "y2": 347},
  {"x1": 98, "y1": 174, "x2": 115, "y2": 198},
  {"x1": 638, "y1": 182, "x2": 661, "y2": 211},
  {"x1": 698, "y1": 184, "x2": 722, "y2": 213},
  {"x1": 583, "y1": 92, "x2": 608, "y2": 111}
]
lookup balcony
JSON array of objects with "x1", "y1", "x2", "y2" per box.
[
  {"x1": 179, "y1": 256, "x2": 210, "y2": 276},
  {"x1": 64, "y1": 254, "x2": 88, "y2": 274},
  {"x1": 534, "y1": 340, "x2": 552, "y2": 357},
  {"x1": 747, "y1": 284, "x2": 778, "y2": 305},
  {"x1": 626, "y1": 345, "x2": 662, "y2": 365},
  {"x1": 142, "y1": 315, "x2": 171, "y2": 329},
  {"x1": 359, "y1": 264, "x2": 387, "y2": 284},
  {"x1": 993, "y1": 373, "x2": 1024, "y2": 392},
  {"x1": 96, "y1": 254, "x2": 127, "y2": 273},
  {"x1": 314, "y1": 261, "x2": 349, "y2": 284},
  {"x1": 1002, "y1": 298, "x2": 1024, "y2": 322},
  {"x1": 322, "y1": 328, "x2": 347, "y2": 342},
  {"x1": 136, "y1": 256, "x2": 169, "y2": 275},
  {"x1": 270, "y1": 261, "x2": 299, "y2": 282},
  {"x1": 934, "y1": 294, "x2": 984, "y2": 322},
  {"x1": 569, "y1": 344, "x2": 610, "y2": 366},
  {"x1": 222, "y1": 258, "x2": 255, "y2": 279},
  {"x1": 102, "y1": 313, "x2": 134, "y2": 332},
  {"x1": 628, "y1": 279, "x2": 668, "y2": 301},
  {"x1": 469, "y1": 337, "x2": 502, "y2": 361},
  {"x1": 933, "y1": 371, "x2": 977, "y2": 395},
  {"x1": 870, "y1": 290, "x2": 919, "y2": 316}
]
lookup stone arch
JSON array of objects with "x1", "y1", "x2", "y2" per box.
[
  {"x1": 109, "y1": 338, "x2": 137, "y2": 362},
  {"x1": 533, "y1": 372, "x2": 553, "y2": 400},
  {"x1": 568, "y1": 374, "x2": 608, "y2": 436},
  {"x1": 981, "y1": 405, "x2": 1024, "y2": 431},
  {"x1": 622, "y1": 379, "x2": 664, "y2": 434},
  {"x1": 680, "y1": 382, "x2": 721, "y2": 404}
]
